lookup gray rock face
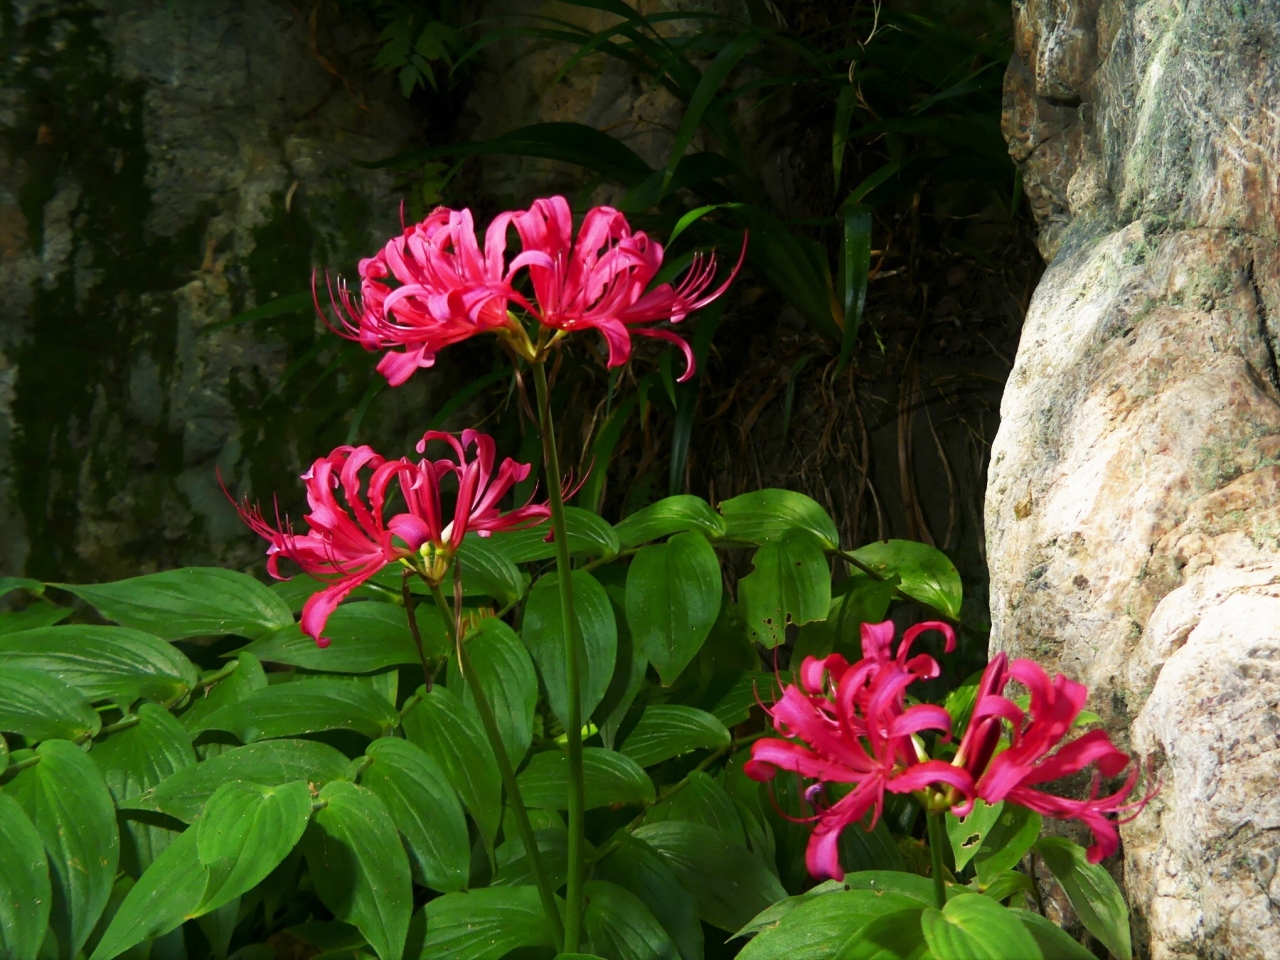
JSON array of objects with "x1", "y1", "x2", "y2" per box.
[
  {"x1": 0, "y1": 0, "x2": 427, "y2": 581},
  {"x1": 992, "y1": 0, "x2": 1280, "y2": 954}
]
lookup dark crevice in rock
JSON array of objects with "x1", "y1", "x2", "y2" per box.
[{"x1": 1247, "y1": 255, "x2": 1280, "y2": 393}]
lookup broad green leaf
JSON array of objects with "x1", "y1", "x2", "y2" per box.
[
  {"x1": 719, "y1": 489, "x2": 839, "y2": 548},
  {"x1": 196, "y1": 780, "x2": 313, "y2": 913},
  {"x1": 947, "y1": 799, "x2": 1004, "y2": 873},
  {"x1": 361, "y1": 737, "x2": 469, "y2": 893},
  {"x1": 739, "y1": 889, "x2": 922, "y2": 960},
  {"x1": 595, "y1": 582, "x2": 647, "y2": 751},
  {"x1": 91, "y1": 702, "x2": 196, "y2": 874},
  {"x1": 0, "y1": 604, "x2": 69, "y2": 634},
  {"x1": 625, "y1": 531, "x2": 721, "y2": 684},
  {"x1": 849, "y1": 540, "x2": 962, "y2": 620},
  {"x1": 124, "y1": 738, "x2": 350, "y2": 822},
  {"x1": 0, "y1": 793, "x2": 50, "y2": 960},
  {"x1": 180, "y1": 651, "x2": 267, "y2": 732},
  {"x1": 452, "y1": 535, "x2": 528, "y2": 604},
  {"x1": 88, "y1": 829, "x2": 207, "y2": 960},
  {"x1": 920, "y1": 892, "x2": 1042, "y2": 960},
  {"x1": 620, "y1": 705, "x2": 731, "y2": 768},
  {"x1": 400, "y1": 685, "x2": 502, "y2": 849},
  {"x1": 973, "y1": 802, "x2": 1041, "y2": 885},
  {"x1": 421, "y1": 886, "x2": 557, "y2": 960},
  {"x1": 703, "y1": 670, "x2": 776, "y2": 728},
  {"x1": 975, "y1": 870, "x2": 1036, "y2": 904},
  {"x1": 6, "y1": 739, "x2": 119, "y2": 958},
  {"x1": 734, "y1": 880, "x2": 847, "y2": 940},
  {"x1": 304, "y1": 781, "x2": 412, "y2": 960},
  {"x1": 739, "y1": 530, "x2": 832, "y2": 647},
  {"x1": 55, "y1": 568, "x2": 293, "y2": 641},
  {"x1": 645, "y1": 771, "x2": 744, "y2": 845},
  {"x1": 584, "y1": 878, "x2": 680, "y2": 960},
  {"x1": 493, "y1": 825, "x2": 570, "y2": 891},
  {"x1": 839, "y1": 815, "x2": 907, "y2": 873},
  {"x1": 0, "y1": 576, "x2": 44, "y2": 599},
  {"x1": 633, "y1": 821, "x2": 787, "y2": 931},
  {"x1": 836, "y1": 871, "x2": 945, "y2": 904},
  {"x1": 454, "y1": 618, "x2": 537, "y2": 765},
  {"x1": 244, "y1": 601, "x2": 450, "y2": 673},
  {"x1": 1009, "y1": 909, "x2": 1097, "y2": 960},
  {"x1": 0, "y1": 667, "x2": 100, "y2": 741},
  {"x1": 614, "y1": 495, "x2": 726, "y2": 547},
  {"x1": 0, "y1": 625, "x2": 198, "y2": 704},
  {"x1": 489, "y1": 506, "x2": 619, "y2": 562},
  {"x1": 793, "y1": 577, "x2": 896, "y2": 662},
  {"x1": 522, "y1": 570, "x2": 618, "y2": 727},
  {"x1": 596, "y1": 836, "x2": 703, "y2": 960},
  {"x1": 190, "y1": 678, "x2": 400, "y2": 742},
  {"x1": 1036, "y1": 837, "x2": 1132, "y2": 960},
  {"x1": 833, "y1": 907, "x2": 929, "y2": 960},
  {"x1": 557, "y1": 956, "x2": 609, "y2": 960},
  {"x1": 196, "y1": 896, "x2": 240, "y2": 960},
  {"x1": 518, "y1": 747, "x2": 655, "y2": 810}
]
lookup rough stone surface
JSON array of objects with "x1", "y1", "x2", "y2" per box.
[{"x1": 992, "y1": 0, "x2": 1280, "y2": 954}]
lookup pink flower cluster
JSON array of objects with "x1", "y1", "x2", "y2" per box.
[
  {"x1": 234, "y1": 430, "x2": 547, "y2": 647},
  {"x1": 745, "y1": 621, "x2": 1148, "y2": 881},
  {"x1": 325, "y1": 196, "x2": 743, "y2": 386}
]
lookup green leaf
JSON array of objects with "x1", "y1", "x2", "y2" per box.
[
  {"x1": 947, "y1": 798, "x2": 1003, "y2": 873},
  {"x1": 0, "y1": 604, "x2": 69, "y2": 634},
  {"x1": 1035, "y1": 837, "x2": 1132, "y2": 960},
  {"x1": 1008, "y1": 909, "x2": 1097, "y2": 960},
  {"x1": 400, "y1": 685, "x2": 502, "y2": 850},
  {"x1": 180, "y1": 652, "x2": 267, "y2": 732},
  {"x1": 920, "y1": 892, "x2": 1042, "y2": 960},
  {"x1": 833, "y1": 907, "x2": 929, "y2": 960},
  {"x1": 596, "y1": 836, "x2": 703, "y2": 960},
  {"x1": 191, "y1": 678, "x2": 400, "y2": 741},
  {"x1": 360, "y1": 737, "x2": 469, "y2": 893},
  {"x1": 594, "y1": 582, "x2": 647, "y2": 751},
  {"x1": 454, "y1": 618, "x2": 537, "y2": 765},
  {"x1": 522, "y1": 570, "x2": 618, "y2": 727},
  {"x1": 494, "y1": 822, "x2": 570, "y2": 890},
  {"x1": 614, "y1": 495, "x2": 727, "y2": 547},
  {"x1": 621, "y1": 705, "x2": 731, "y2": 768},
  {"x1": 739, "y1": 530, "x2": 832, "y2": 648},
  {"x1": 88, "y1": 828, "x2": 207, "y2": 960},
  {"x1": 6, "y1": 739, "x2": 120, "y2": 958},
  {"x1": 733, "y1": 880, "x2": 847, "y2": 940},
  {"x1": 645, "y1": 770, "x2": 745, "y2": 845},
  {"x1": 421, "y1": 887, "x2": 558, "y2": 959},
  {"x1": 633, "y1": 821, "x2": 787, "y2": 932},
  {"x1": 836, "y1": 198, "x2": 872, "y2": 372},
  {"x1": 124, "y1": 738, "x2": 350, "y2": 822},
  {"x1": 518, "y1": 747, "x2": 655, "y2": 810},
  {"x1": 703, "y1": 670, "x2": 775, "y2": 728},
  {"x1": 838, "y1": 871, "x2": 943, "y2": 904},
  {"x1": 0, "y1": 793, "x2": 50, "y2": 960},
  {"x1": 489, "y1": 506, "x2": 619, "y2": 562},
  {"x1": 91, "y1": 702, "x2": 196, "y2": 874},
  {"x1": 584, "y1": 878, "x2": 680, "y2": 960},
  {"x1": 0, "y1": 625, "x2": 199, "y2": 704},
  {"x1": 452, "y1": 536, "x2": 529, "y2": 604},
  {"x1": 839, "y1": 814, "x2": 907, "y2": 874},
  {"x1": 739, "y1": 889, "x2": 923, "y2": 960},
  {"x1": 625, "y1": 532, "x2": 722, "y2": 684},
  {"x1": 973, "y1": 802, "x2": 1041, "y2": 885},
  {"x1": 55, "y1": 568, "x2": 293, "y2": 641},
  {"x1": 975, "y1": 870, "x2": 1036, "y2": 904},
  {"x1": 196, "y1": 779, "x2": 313, "y2": 913},
  {"x1": 244, "y1": 601, "x2": 450, "y2": 673},
  {"x1": 0, "y1": 576, "x2": 44, "y2": 599},
  {"x1": 0, "y1": 667, "x2": 100, "y2": 741},
  {"x1": 849, "y1": 540, "x2": 962, "y2": 620},
  {"x1": 719, "y1": 489, "x2": 840, "y2": 548},
  {"x1": 304, "y1": 781, "x2": 413, "y2": 960}
]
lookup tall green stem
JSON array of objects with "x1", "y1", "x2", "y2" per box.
[
  {"x1": 427, "y1": 581, "x2": 565, "y2": 952},
  {"x1": 532, "y1": 361, "x2": 586, "y2": 951},
  {"x1": 926, "y1": 811, "x2": 948, "y2": 909}
]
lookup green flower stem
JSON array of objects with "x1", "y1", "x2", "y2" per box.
[
  {"x1": 532, "y1": 360, "x2": 587, "y2": 951},
  {"x1": 927, "y1": 810, "x2": 948, "y2": 908},
  {"x1": 427, "y1": 580, "x2": 565, "y2": 952}
]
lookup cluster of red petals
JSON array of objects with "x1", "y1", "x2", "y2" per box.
[
  {"x1": 955, "y1": 652, "x2": 1151, "y2": 864},
  {"x1": 745, "y1": 621, "x2": 969, "y2": 881},
  {"x1": 232, "y1": 431, "x2": 547, "y2": 647},
  {"x1": 324, "y1": 196, "x2": 743, "y2": 386},
  {"x1": 746, "y1": 621, "x2": 1150, "y2": 881}
]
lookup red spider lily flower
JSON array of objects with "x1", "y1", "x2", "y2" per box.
[
  {"x1": 394, "y1": 429, "x2": 550, "y2": 574},
  {"x1": 745, "y1": 622, "x2": 973, "y2": 881},
  {"x1": 508, "y1": 196, "x2": 745, "y2": 382},
  {"x1": 324, "y1": 206, "x2": 547, "y2": 386},
  {"x1": 957, "y1": 656, "x2": 1151, "y2": 863},
  {"x1": 232, "y1": 446, "x2": 426, "y2": 647}
]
